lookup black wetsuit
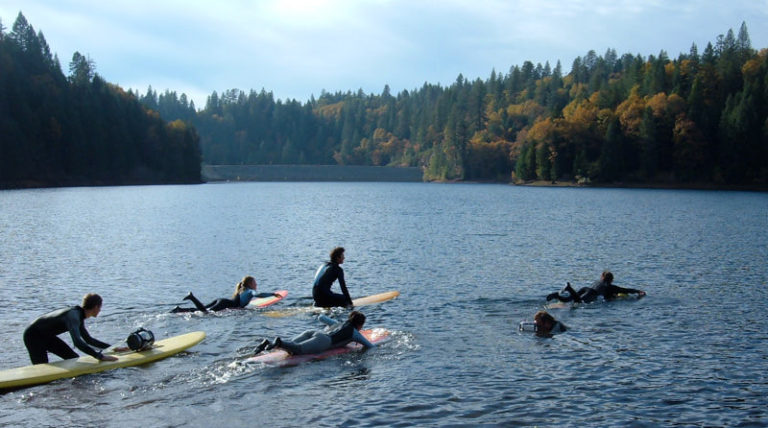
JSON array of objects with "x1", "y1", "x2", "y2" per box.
[
  {"x1": 171, "y1": 296, "x2": 239, "y2": 313},
  {"x1": 328, "y1": 319, "x2": 357, "y2": 345},
  {"x1": 23, "y1": 306, "x2": 110, "y2": 364},
  {"x1": 171, "y1": 289, "x2": 274, "y2": 313},
  {"x1": 312, "y1": 262, "x2": 352, "y2": 307},
  {"x1": 553, "y1": 280, "x2": 641, "y2": 303}
]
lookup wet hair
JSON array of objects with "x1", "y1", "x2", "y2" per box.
[
  {"x1": 602, "y1": 271, "x2": 614, "y2": 284},
  {"x1": 534, "y1": 310, "x2": 555, "y2": 326},
  {"x1": 82, "y1": 293, "x2": 103, "y2": 311},
  {"x1": 330, "y1": 247, "x2": 345, "y2": 264},
  {"x1": 234, "y1": 276, "x2": 256, "y2": 298},
  {"x1": 348, "y1": 310, "x2": 366, "y2": 329}
]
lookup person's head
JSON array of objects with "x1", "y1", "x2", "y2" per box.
[
  {"x1": 601, "y1": 271, "x2": 614, "y2": 284},
  {"x1": 330, "y1": 247, "x2": 345, "y2": 264},
  {"x1": 533, "y1": 310, "x2": 556, "y2": 334},
  {"x1": 348, "y1": 310, "x2": 366, "y2": 330},
  {"x1": 235, "y1": 276, "x2": 257, "y2": 297},
  {"x1": 82, "y1": 293, "x2": 103, "y2": 318}
]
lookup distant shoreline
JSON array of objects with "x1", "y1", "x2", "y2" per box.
[
  {"x1": 512, "y1": 180, "x2": 768, "y2": 192},
  {"x1": 202, "y1": 164, "x2": 423, "y2": 182},
  {"x1": 4, "y1": 168, "x2": 766, "y2": 192}
]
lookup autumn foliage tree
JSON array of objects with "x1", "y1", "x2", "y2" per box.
[{"x1": 139, "y1": 21, "x2": 767, "y2": 186}]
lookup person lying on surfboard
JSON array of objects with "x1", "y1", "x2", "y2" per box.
[
  {"x1": 254, "y1": 311, "x2": 375, "y2": 355},
  {"x1": 545, "y1": 271, "x2": 646, "y2": 304},
  {"x1": 171, "y1": 275, "x2": 280, "y2": 313},
  {"x1": 23, "y1": 293, "x2": 128, "y2": 364},
  {"x1": 312, "y1": 247, "x2": 353, "y2": 308}
]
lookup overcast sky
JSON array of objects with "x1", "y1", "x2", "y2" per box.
[{"x1": 2, "y1": 0, "x2": 767, "y2": 107}]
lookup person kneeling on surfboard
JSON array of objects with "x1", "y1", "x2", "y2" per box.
[
  {"x1": 312, "y1": 247, "x2": 353, "y2": 308},
  {"x1": 545, "y1": 271, "x2": 646, "y2": 303},
  {"x1": 23, "y1": 293, "x2": 127, "y2": 364},
  {"x1": 254, "y1": 311, "x2": 375, "y2": 356},
  {"x1": 172, "y1": 275, "x2": 279, "y2": 313}
]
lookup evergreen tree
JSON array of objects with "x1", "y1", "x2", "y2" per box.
[
  {"x1": 0, "y1": 13, "x2": 201, "y2": 188},
  {"x1": 68, "y1": 51, "x2": 94, "y2": 85},
  {"x1": 640, "y1": 107, "x2": 659, "y2": 179},
  {"x1": 599, "y1": 116, "x2": 624, "y2": 181}
]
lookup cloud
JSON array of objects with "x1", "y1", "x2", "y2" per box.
[{"x1": 2, "y1": 0, "x2": 767, "y2": 106}]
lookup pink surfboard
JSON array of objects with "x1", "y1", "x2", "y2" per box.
[
  {"x1": 248, "y1": 290, "x2": 288, "y2": 308},
  {"x1": 244, "y1": 328, "x2": 390, "y2": 367}
]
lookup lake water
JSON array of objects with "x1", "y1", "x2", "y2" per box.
[{"x1": 1, "y1": 182, "x2": 767, "y2": 427}]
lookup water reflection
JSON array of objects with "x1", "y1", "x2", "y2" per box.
[{"x1": 0, "y1": 183, "x2": 767, "y2": 426}]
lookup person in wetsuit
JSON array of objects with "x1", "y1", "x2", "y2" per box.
[
  {"x1": 254, "y1": 311, "x2": 375, "y2": 356},
  {"x1": 23, "y1": 293, "x2": 124, "y2": 364},
  {"x1": 312, "y1": 247, "x2": 353, "y2": 308},
  {"x1": 172, "y1": 275, "x2": 279, "y2": 313},
  {"x1": 546, "y1": 271, "x2": 646, "y2": 303},
  {"x1": 533, "y1": 311, "x2": 567, "y2": 337}
]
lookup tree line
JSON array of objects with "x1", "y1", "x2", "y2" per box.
[
  {"x1": 2, "y1": 11, "x2": 765, "y2": 188},
  {"x1": 145, "y1": 22, "x2": 766, "y2": 186},
  {"x1": 0, "y1": 13, "x2": 201, "y2": 189}
]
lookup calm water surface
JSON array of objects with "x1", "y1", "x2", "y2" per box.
[{"x1": 1, "y1": 182, "x2": 767, "y2": 427}]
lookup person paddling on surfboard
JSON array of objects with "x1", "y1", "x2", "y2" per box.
[
  {"x1": 546, "y1": 271, "x2": 646, "y2": 303},
  {"x1": 172, "y1": 275, "x2": 279, "y2": 313},
  {"x1": 312, "y1": 247, "x2": 353, "y2": 308},
  {"x1": 254, "y1": 311, "x2": 375, "y2": 356},
  {"x1": 23, "y1": 293, "x2": 127, "y2": 364}
]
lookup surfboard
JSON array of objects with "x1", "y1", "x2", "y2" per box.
[
  {"x1": 0, "y1": 331, "x2": 206, "y2": 391},
  {"x1": 244, "y1": 328, "x2": 390, "y2": 367},
  {"x1": 544, "y1": 301, "x2": 573, "y2": 310},
  {"x1": 351, "y1": 291, "x2": 400, "y2": 306},
  {"x1": 262, "y1": 290, "x2": 400, "y2": 318},
  {"x1": 248, "y1": 290, "x2": 288, "y2": 308},
  {"x1": 544, "y1": 292, "x2": 645, "y2": 310}
]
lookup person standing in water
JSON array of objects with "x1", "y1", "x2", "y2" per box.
[
  {"x1": 546, "y1": 271, "x2": 646, "y2": 303},
  {"x1": 23, "y1": 293, "x2": 125, "y2": 364},
  {"x1": 172, "y1": 275, "x2": 279, "y2": 313},
  {"x1": 312, "y1": 247, "x2": 353, "y2": 308}
]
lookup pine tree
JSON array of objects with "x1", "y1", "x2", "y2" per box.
[{"x1": 68, "y1": 51, "x2": 95, "y2": 85}]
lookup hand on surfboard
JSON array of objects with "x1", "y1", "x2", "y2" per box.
[{"x1": 100, "y1": 354, "x2": 119, "y2": 362}]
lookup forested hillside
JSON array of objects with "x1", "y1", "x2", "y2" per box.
[
  {"x1": 146, "y1": 22, "x2": 767, "y2": 186},
  {"x1": 0, "y1": 13, "x2": 202, "y2": 189},
  {"x1": 3, "y1": 11, "x2": 765, "y2": 188}
]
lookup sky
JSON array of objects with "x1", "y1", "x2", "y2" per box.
[{"x1": 1, "y1": 0, "x2": 767, "y2": 107}]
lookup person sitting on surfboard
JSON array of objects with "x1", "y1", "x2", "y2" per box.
[
  {"x1": 23, "y1": 293, "x2": 126, "y2": 364},
  {"x1": 171, "y1": 275, "x2": 280, "y2": 313},
  {"x1": 546, "y1": 271, "x2": 646, "y2": 303},
  {"x1": 312, "y1": 247, "x2": 353, "y2": 308},
  {"x1": 254, "y1": 311, "x2": 375, "y2": 356}
]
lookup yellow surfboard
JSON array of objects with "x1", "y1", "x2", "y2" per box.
[
  {"x1": 351, "y1": 291, "x2": 400, "y2": 306},
  {"x1": 0, "y1": 331, "x2": 205, "y2": 391},
  {"x1": 263, "y1": 290, "x2": 400, "y2": 318}
]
